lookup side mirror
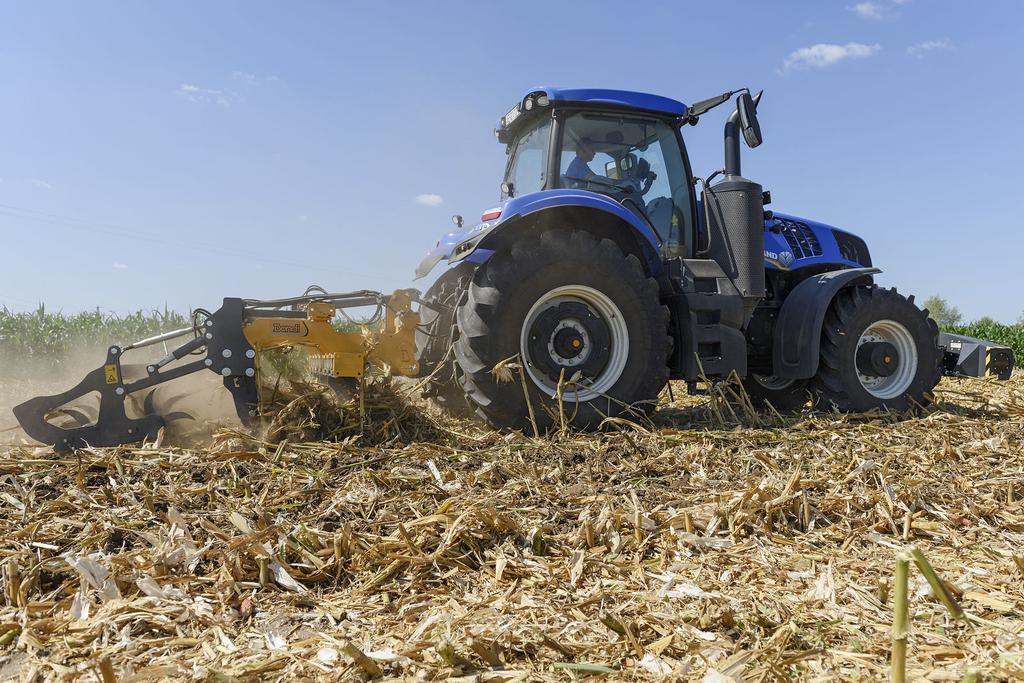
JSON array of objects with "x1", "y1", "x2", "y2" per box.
[
  {"x1": 451, "y1": 214, "x2": 464, "y2": 228},
  {"x1": 737, "y1": 92, "x2": 763, "y2": 149}
]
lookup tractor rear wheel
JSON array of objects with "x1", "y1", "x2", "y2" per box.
[
  {"x1": 452, "y1": 230, "x2": 671, "y2": 431},
  {"x1": 415, "y1": 264, "x2": 476, "y2": 418},
  {"x1": 815, "y1": 286, "x2": 941, "y2": 411}
]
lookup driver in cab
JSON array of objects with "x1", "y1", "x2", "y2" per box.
[{"x1": 565, "y1": 138, "x2": 598, "y2": 183}]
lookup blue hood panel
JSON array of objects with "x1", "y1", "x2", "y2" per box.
[{"x1": 762, "y1": 212, "x2": 867, "y2": 271}]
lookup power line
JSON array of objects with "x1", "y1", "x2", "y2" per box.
[{"x1": 0, "y1": 202, "x2": 395, "y2": 282}]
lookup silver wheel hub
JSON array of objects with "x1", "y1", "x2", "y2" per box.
[
  {"x1": 546, "y1": 319, "x2": 591, "y2": 368},
  {"x1": 520, "y1": 285, "x2": 629, "y2": 402},
  {"x1": 855, "y1": 319, "x2": 918, "y2": 399}
]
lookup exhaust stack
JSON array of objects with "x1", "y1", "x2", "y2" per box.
[{"x1": 703, "y1": 92, "x2": 767, "y2": 323}]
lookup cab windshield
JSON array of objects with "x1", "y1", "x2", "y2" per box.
[
  {"x1": 502, "y1": 116, "x2": 551, "y2": 200},
  {"x1": 558, "y1": 112, "x2": 693, "y2": 257}
]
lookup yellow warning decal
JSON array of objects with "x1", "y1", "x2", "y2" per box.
[{"x1": 104, "y1": 364, "x2": 119, "y2": 384}]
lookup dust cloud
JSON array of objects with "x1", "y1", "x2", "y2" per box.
[{"x1": 0, "y1": 338, "x2": 242, "y2": 448}]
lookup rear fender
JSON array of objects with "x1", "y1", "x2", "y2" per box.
[
  {"x1": 449, "y1": 190, "x2": 663, "y2": 275},
  {"x1": 773, "y1": 267, "x2": 880, "y2": 379}
]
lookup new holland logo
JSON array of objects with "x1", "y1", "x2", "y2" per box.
[
  {"x1": 764, "y1": 249, "x2": 797, "y2": 269},
  {"x1": 271, "y1": 321, "x2": 307, "y2": 336}
]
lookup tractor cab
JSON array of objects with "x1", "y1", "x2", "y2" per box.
[{"x1": 497, "y1": 89, "x2": 696, "y2": 258}]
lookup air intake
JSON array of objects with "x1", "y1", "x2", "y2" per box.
[
  {"x1": 775, "y1": 218, "x2": 822, "y2": 259},
  {"x1": 833, "y1": 230, "x2": 872, "y2": 267}
]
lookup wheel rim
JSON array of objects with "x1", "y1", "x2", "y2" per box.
[
  {"x1": 520, "y1": 285, "x2": 629, "y2": 402},
  {"x1": 752, "y1": 374, "x2": 795, "y2": 391},
  {"x1": 855, "y1": 319, "x2": 918, "y2": 399}
]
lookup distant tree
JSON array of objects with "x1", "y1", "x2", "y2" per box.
[
  {"x1": 974, "y1": 316, "x2": 998, "y2": 327},
  {"x1": 922, "y1": 295, "x2": 962, "y2": 327}
]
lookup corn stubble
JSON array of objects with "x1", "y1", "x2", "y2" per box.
[{"x1": 1, "y1": 374, "x2": 1023, "y2": 681}]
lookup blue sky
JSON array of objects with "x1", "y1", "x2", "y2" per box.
[{"x1": 1, "y1": 1, "x2": 1021, "y2": 321}]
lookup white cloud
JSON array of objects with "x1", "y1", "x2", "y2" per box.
[
  {"x1": 907, "y1": 39, "x2": 952, "y2": 59},
  {"x1": 30, "y1": 178, "x2": 53, "y2": 190},
  {"x1": 176, "y1": 83, "x2": 233, "y2": 107},
  {"x1": 849, "y1": 2, "x2": 884, "y2": 20},
  {"x1": 415, "y1": 193, "x2": 444, "y2": 207},
  {"x1": 850, "y1": 0, "x2": 912, "y2": 20},
  {"x1": 782, "y1": 42, "x2": 881, "y2": 71},
  {"x1": 112, "y1": 262, "x2": 129, "y2": 270},
  {"x1": 232, "y1": 71, "x2": 282, "y2": 85}
]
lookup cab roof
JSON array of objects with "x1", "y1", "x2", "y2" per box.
[
  {"x1": 532, "y1": 87, "x2": 687, "y2": 117},
  {"x1": 495, "y1": 87, "x2": 688, "y2": 143}
]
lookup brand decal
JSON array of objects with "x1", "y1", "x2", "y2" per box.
[
  {"x1": 764, "y1": 249, "x2": 796, "y2": 269},
  {"x1": 271, "y1": 321, "x2": 307, "y2": 336}
]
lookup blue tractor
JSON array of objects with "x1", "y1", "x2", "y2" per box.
[
  {"x1": 413, "y1": 87, "x2": 1015, "y2": 429},
  {"x1": 12, "y1": 86, "x2": 1015, "y2": 449}
]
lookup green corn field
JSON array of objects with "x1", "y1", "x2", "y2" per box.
[
  {"x1": 946, "y1": 320, "x2": 1024, "y2": 360},
  {"x1": 0, "y1": 305, "x2": 190, "y2": 376},
  {"x1": 0, "y1": 305, "x2": 369, "y2": 378}
]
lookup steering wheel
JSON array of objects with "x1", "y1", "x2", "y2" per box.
[
  {"x1": 564, "y1": 169, "x2": 641, "y2": 197},
  {"x1": 629, "y1": 158, "x2": 658, "y2": 196}
]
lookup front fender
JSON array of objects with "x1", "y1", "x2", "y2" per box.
[
  {"x1": 448, "y1": 189, "x2": 662, "y2": 269},
  {"x1": 414, "y1": 243, "x2": 451, "y2": 280},
  {"x1": 773, "y1": 267, "x2": 880, "y2": 379}
]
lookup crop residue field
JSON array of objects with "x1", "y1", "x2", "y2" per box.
[{"x1": 1, "y1": 377, "x2": 1022, "y2": 681}]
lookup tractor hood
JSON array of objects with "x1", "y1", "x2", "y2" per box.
[{"x1": 761, "y1": 211, "x2": 872, "y2": 271}]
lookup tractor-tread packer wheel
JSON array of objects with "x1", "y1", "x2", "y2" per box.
[
  {"x1": 452, "y1": 229, "x2": 671, "y2": 431},
  {"x1": 816, "y1": 285, "x2": 941, "y2": 412}
]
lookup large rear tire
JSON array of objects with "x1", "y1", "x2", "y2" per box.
[
  {"x1": 452, "y1": 230, "x2": 671, "y2": 431},
  {"x1": 816, "y1": 286, "x2": 941, "y2": 412}
]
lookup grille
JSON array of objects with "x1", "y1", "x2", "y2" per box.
[
  {"x1": 833, "y1": 230, "x2": 872, "y2": 266},
  {"x1": 775, "y1": 217, "x2": 823, "y2": 259}
]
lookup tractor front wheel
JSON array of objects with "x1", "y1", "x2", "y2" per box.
[
  {"x1": 742, "y1": 374, "x2": 811, "y2": 413},
  {"x1": 453, "y1": 230, "x2": 671, "y2": 431},
  {"x1": 815, "y1": 286, "x2": 941, "y2": 412}
]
